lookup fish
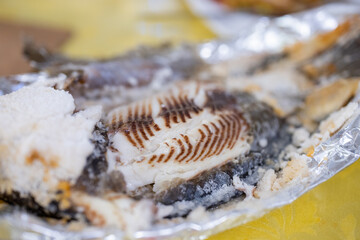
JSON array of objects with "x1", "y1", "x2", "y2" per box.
[
  {"x1": 105, "y1": 82, "x2": 251, "y2": 192},
  {"x1": 0, "y1": 80, "x2": 289, "y2": 222},
  {"x1": 102, "y1": 81, "x2": 291, "y2": 217},
  {"x1": 1, "y1": 17, "x2": 360, "y2": 229}
]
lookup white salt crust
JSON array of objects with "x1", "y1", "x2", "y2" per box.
[{"x1": 0, "y1": 86, "x2": 101, "y2": 205}]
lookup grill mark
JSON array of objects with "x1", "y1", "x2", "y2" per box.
[
  {"x1": 142, "y1": 102, "x2": 155, "y2": 137},
  {"x1": 156, "y1": 154, "x2": 165, "y2": 163},
  {"x1": 204, "y1": 122, "x2": 220, "y2": 159},
  {"x1": 194, "y1": 125, "x2": 212, "y2": 162},
  {"x1": 109, "y1": 111, "x2": 123, "y2": 133},
  {"x1": 172, "y1": 95, "x2": 186, "y2": 123},
  {"x1": 231, "y1": 112, "x2": 247, "y2": 149},
  {"x1": 227, "y1": 113, "x2": 239, "y2": 149},
  {"x1": 228, "y1": 113, "x2": 241, "y2": 149},
  {"x1": 165, "y1": 97, "x2": 179, "y2": 125},
  {"x1": 220, "y1": 114, "x2": 232, "y2": 152},
  {"x1": 159, "y1": 93, "x2": 204, "y2": 128},
  {"x1": 108, "y1": 145, "x2": 118, "y2": 153},
  {"x1": 175, "y1": 139, "x2": 185, "y2": 160},
  {"x1": 110, "y1": 88, "x2": 253, "y2": 168},
  {"x1": 178, "y1": 135, "x2": 192, "y2": 163},
  {"x1": 141, "y1": 102, "x2": 154, "y2": 137},
  {"x1": 120, "y1": 108, "x2": 137, "y2": 147},
  {"x1": 131, "y1": 104, "x2": 144, "y2": 148},
  {"x1": 215, "y1": 117, "x2": 229, "y2": 156},
  {"x1": 212, "y1": 118, "x2": 226, "y2": 156},
  {"x1": 164, "y1": 147, "x2": 175, "y2": 163},
  {"x1": 127, "y1": 107, "x2": 133, "y2": 121},
  {"x1": 137, "y1": 103, "x2": 149, "y2": 141},
  {"x1": 138, "y1": 121, "x2": 148, "y2": 140},
  {"x1": 186, "y1": 128, "x2": 206, "y2": 163},
  {"x1": 159, "y1": 98, "x2": 171, "y2": 128},
  {"x1": 195, "y1": 124, "x2": 213, "y2": 161},
  {"x1": 148, "y1": 155, "x2": 157, "y2": 164},
  {"x1": 207, "y1": 94, "x2": 217, "y2": 112},
  {"x1": 153, "y1": 121, "x2": 161, "y2": 131},
  {"x1": 123, "y1": 129, "x2": 137, "y2": 147},
  {"x1": 189, "y1": 99, "x2": 201, "y2": 114},
  {"x1": 143, "y1": 117, "x2": 155, "y2": 137},
  {"x1": 179, "y1": 95, "x2": 192, "y2": 119},
  {"x1": 109, "y1": 119, "x2": 117, "y2": 133},
  {"x1": 233, "y1": 113, "x2": 243, "y2": 147},
  {"x1": 223, "y1": 114, "x2": 236, "y2": 149}
]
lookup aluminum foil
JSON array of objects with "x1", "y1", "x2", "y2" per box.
[
  {"x1": 194, "y1": 0, "x2": 360, "y2": 62},
  {"x1": 1, "y1": 1, "x2": 360, "y2": 239}
]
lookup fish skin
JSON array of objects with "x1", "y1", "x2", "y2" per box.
[
  {"x1": 23, "y1": 41, "x2": 205, "y2": 90},
  {"x1": 0, "y1": 191, "x2": 76, "y2": 220},
  {"x1": 74, "y1": 122, "x2": 126, "y2": 195}
]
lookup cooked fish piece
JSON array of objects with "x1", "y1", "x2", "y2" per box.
[
  {"x1": 0, "y1": 80, "x2": 289, "y2": 224},
  {"x1": 101, "y1": 81, "x2": 291, "y2": 217},
  {"x1": 105, "y1": 81, "x2": 251, "y2": 193},
  {"x1": 2, "y1": 17, "x2": 360, "y2": 232},
  {"x1": 155, "y1": 91, "x2": 291, "y2": 217}
]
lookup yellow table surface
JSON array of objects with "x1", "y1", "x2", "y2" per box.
[{"x1": 0, "y1": 0, "x2": 360, "y2": 239}]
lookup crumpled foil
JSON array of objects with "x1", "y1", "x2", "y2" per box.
[
  {"x1": 1, "y1": 1, "x2": 360, "y2": 239},
  {"x1": 194, "y1": 0, "x2": 360, "y2": 62}
]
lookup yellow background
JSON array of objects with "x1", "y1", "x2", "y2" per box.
[{"x1": 0, "y1": 0, "x2": 359, "y2": 239}]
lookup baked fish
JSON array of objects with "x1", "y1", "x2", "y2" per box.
[
  {"x1": 73, "y1": 80, "x2": 291, "y2": 218},
  {"x1": 1, "y1": 17, "x2": 360, "y2": 232}
]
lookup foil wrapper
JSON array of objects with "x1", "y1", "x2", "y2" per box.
[{"x1": 1, "y1": 1, "x2": 360, "y2": 239}]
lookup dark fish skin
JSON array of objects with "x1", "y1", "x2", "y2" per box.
[
  {"x1": 75, "y1": 122, "x2": 109, "y2": 194},
  {"x1": 155, "y1": 93, "x2": 291, "y2": 217},
  {"x1": 23, "y1": 42, "x2": 205, "y2": 90},
  {"x1": 75, "y1": 122, "x2": 127, "y2": 195},
  {"x1": 0, "y1": 191, "x2": 76, "y2": 221}
]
